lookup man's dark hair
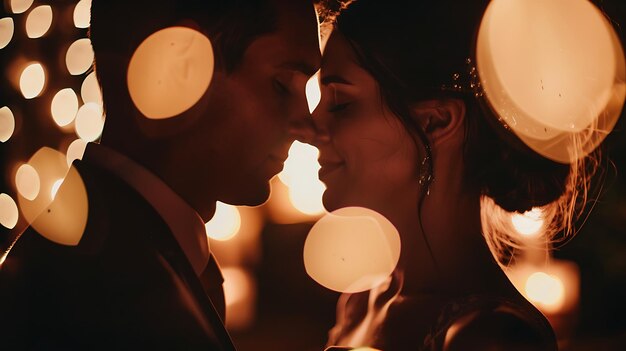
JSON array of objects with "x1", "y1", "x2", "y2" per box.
[{"x1": 90, "y1": 0, "x2": 277, "y2": 112}]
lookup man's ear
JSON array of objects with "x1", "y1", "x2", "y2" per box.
[{"x1": 409, "y1": 99, "x2": 466, "y2": 146}]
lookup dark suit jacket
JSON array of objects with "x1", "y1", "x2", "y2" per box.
[{"x1": 0, "y1": 160, "x2": 236, "y2": 350}]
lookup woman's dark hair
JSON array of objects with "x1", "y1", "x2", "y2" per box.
[{"x1": 319, "y1": 0, "x2": 595, "y2": 263}]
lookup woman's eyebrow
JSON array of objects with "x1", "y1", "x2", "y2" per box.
[{"x1": 320, "y1": 74, "x2": 352, "y2": 86}]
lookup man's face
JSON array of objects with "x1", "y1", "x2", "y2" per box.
[{"x1": 172, "y1": 1, "x2": 321, "y2": 218}]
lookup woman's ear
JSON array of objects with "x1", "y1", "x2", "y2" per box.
[{"x1": 410, "y1": 99, "x2": 466, "y2": 146}]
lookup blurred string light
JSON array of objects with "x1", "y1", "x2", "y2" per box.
[
  {"x1": 25, "y1": 5, "x2": 53, "y2": 39},
  {"x1": 222, "y1": 267, "x2": 257, "y2": 330},
  {"x1": 73, "y1": 0, "x2": 92, "y2": 29},
  {"x1": 81, "y1": 72, "x2": 102, "y2": 106},
  {"x1": 525, "y1": 272, "x2": 565, "y2": 313},
  {"x1": 74, "y1": 102, "x2": 104, "y2": 142},
  {"x1": 127, "y1": 26, "x2": 214, "y2": 119},
  {"x1": 305, "y1": 71, "x2": 321, "y2": 113},
  {"x1": 0, "y1": 106, "x2": 15, "y2": 142},
  {"x1": 0, "y1": 193, "x2": 19, "y2": 229},
  {"x1": 10, "y1": 0, "x2": 34, "y2": 14},
  {"x1": 51, "y1": 88, "x2": 79, "y2": 127},
  {"x1": 0, "y1": 17, "x2": 14, "y2": 49},
  {"x1": 15, "y1": 163, "x2": 40, "y2": 201},
  {"x1": 19, "y1": 62, "x2": 46, "y2": 99},
  {"x1": 65, "y1": 38, "x2": 94, "y2": 75},
  {"x1": 278, "y1": 141, "x2": 326, "y2": 216},
  {"x1": 66, "y1": 138, "x2": 87, "y2": 167},
  {"x1": 16, "y1": 148, "x2": 88, "y2": 246},
  {"x1": 303, "y1": 207, "x2": 401, "y2": 293},
  {"x1": 511, "y1": 207, "x2": 544, "y2": 237},
  {"x1": 205, "y1": 201, "x2": 241, "y2": 241}
]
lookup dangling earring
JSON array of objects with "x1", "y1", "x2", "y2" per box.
[{"x1": 418, "y1": 146, "x2": 433, "y2": 196}]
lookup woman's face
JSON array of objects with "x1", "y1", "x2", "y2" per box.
[{"x1": 312, "y1": 30, "x2": 422, "y2": 212}]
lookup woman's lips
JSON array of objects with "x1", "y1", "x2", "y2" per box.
[{"x1": 318, "y1": 160, "x2": 344, "y2": 180}]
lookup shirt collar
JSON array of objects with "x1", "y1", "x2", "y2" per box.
[{"x1": 83, "y1": 142, "x2": 210, "y2": 275}]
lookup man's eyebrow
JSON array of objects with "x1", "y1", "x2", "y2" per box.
[
  {"x1": 280, "y1": 61, "x2": 319, "y2": 76},
  {"x1": 320, "y1": 74, "x2": 352, "y2": 86}
]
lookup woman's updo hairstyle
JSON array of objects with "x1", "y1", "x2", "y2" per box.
[{"x1": 317, "y1": 0, "x2": 596, "y2": 263}]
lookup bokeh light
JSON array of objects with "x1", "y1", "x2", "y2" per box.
[
  {"x1": 0, "y1": 193, "x2": 19, "y2": 229},
  {"x1": 476, "y1": 0, "x2": 625, "y2": 163},
  {"x1": 19, "y1": 62, "x2": 46, "y2": 99},
  {"x1": 16, "y1": 147, "x2": 89, "y2": 246},
  {"x1": 10, "y1": 0, "x2": 34, "y2": 14},
  {"x1": 25, "y1": 5, "x2": 53, "y2": 39},
  {"x1": 305, "y1": 71, "x2": 321, "y2": 113},
  {"x1": 80, "y1": 72, "x2": 102, "y2": 106},
  {"x1": 511, "y1": 208, "x2": 544, "y2": 237},
  {"x1": 66, "y1": 138, "x2": 87, "y2": 166},
  {"x1": 15, "y1": 163, "x2": 40, "y2": 201},
  {"x1": 65, "y1": 38, "x2": 94, "y2": 75},
  {"x1": 205, "y1": 201, "x2": 241, "y2": 241},
  {"x1": 0, "y1": 106, "x2": 16, "y2": 142},
  {"x1": 127, "y1": 26, "x2": 214, "y2": 119},
  {"x1": 279, "y1": 141, "x2": 325, "y2": 216},
  {"x1": 51, "y1": 88, "x2": 79, "y2": 127},
  {"x1": 222, "y1": 267, "x2": 256, "y2": 330},
  {"x1": 74, "y1": 102, "x2": 104, "y2": 142},
  {"x1": 0, "y1": 17, "x2": 14, "y2": 49},
  {"x1": 303, "y1": 207, "x2": 401, "y2": 293},
  {"x1": 525, "y1": 271, "x2": 565, "y2": 313},
  {"x1": 73, "y1": 0, "x2": 92, "y2": 29}
]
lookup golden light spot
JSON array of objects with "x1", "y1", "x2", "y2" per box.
[
  {"x1": 19, "y1": 62, "x2": 46, "y2": 99},
  {"x1": 80, "y1": 72, "x2": 102, "y2": 106},
  {"x1": 511, "y1": 208, "x2": 544, "y2": 237},
  {"x1": 65, "y1": 38, "x2": 94, "y2": 75},
  {"x1": 16, "y1": 163, "x2": 40, "y2": 201},
  {"x1": 66, "y1": 138, "x2": 87, "y2": 166},
  {"x1": 305, "y1": 70, "x2": 321, "y2": 113},
  {"x1": 73, "y1": 0, "x2": 92, "y2": 29},
  {"x1": 0, "y1": 17, "x2": 14, "y2": 49},
  {"x1": 127, "y1": 26, "x2": 214, "y2": 119},
  {"x1": 525, "y1": 271, "x2": 565, "y2": 313},
  {"x1": 0, "y1": 193, "x2": 19, "y2": 229},
  {"x1": 25, "y1": 5, "x2": 53, "y2": 39},
  {"x1": 476, "y1": 0, "x2": 625, "y2": 163},
  {"x1": 74, "y1": 102, "x2": 104, "y2": 142},
  {"x1": 10, "y1": 0, "x2": 34, "y2": 14},
  {"x1": 51, "y1": 88, "x2": 79, "y2": 127},
  {"x1": 303, "y1": 207, "x2": 401, "y2": 293},
  {"x1": 279, "y1": 141, "x2": 325, "y2": 216},
  {"x1": 50, "y1": 179, "x2": 64, "y2": 200},
  {"x1": 0, "y1": 106, "x2": 15, "y2": 142},
  {"x1": 16, "y1": 147, "x2": 89, "y2": 246},
  {"x1": 205, "y1": 201, "x2": 241, "y2": 241},
  {"x1": 222, "y1": 267, "x2": 256, "y2": 330}
]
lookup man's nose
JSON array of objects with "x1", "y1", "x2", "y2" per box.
[{"x1": 289, "y1": 116, "x2": 317, "y2": 144}]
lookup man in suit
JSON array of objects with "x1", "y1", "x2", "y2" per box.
[{"x1": 0, "y1": 0, "x2": 320, "y2": 349}]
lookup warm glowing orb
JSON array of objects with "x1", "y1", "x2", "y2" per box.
[
  {"x1": 511, "y1": 208, "x2": 544, "y2": 237},
  {"x1": 66, "y1": 138, "x2": 87, "y2": 166},
  {"x1": 279, "y1": 141, "x2": 325, "y2": 216},
  {"x1": 65, "y1": 38, "x2": 94, "y2": 75},
  {"x1": 222, "y1": 267, "x2": 256, "y2": 330},
  {"x1": 73, "y1": 0, "x2": 92, "y2": 29},
  {"x1": 205, "y1": 201, "x2": 241, "y2": 241},
  {"x1": 51, "y1": 88, "x2": 79, "y2": 127},
  {"x1": 10, "y1": 0, "x2": 34, "y2": 14},
  {"x1": 0, "y1": 193, "x2": 19, "y2": 229},
  {"x1": 476, "y1": 0, "x2": 625, "y2": 163},
  {"x1": 0, "y1": 17, "x2": 14, "y2": 49},
  {"x1": 16, "y1": 163, "x2": 40, "y2": 201},
  {"x1": 16, "y1": 148, "x2": 89, "y2": 246},
  {"x1": 25, "y1": 5, "x2": 53, "y2": 39},
  {"x1": 19, "y1": 62, "x2": 46, "y2": 99},
  {"x1": 305, "y1": 71, "x2": 322, "y2": 113},
  {"x1": 75, "y1": 102, "x2": 104, "y2": 142},
  {"x1": 0, "y1": 106, "x2": 15, "y2": 142},
  {"x1": 127, "y1": 26, "x2": 214, "y2": 119},
  {"x1": 303, "y1": 207, "x2": 401, "y2": 293},
  {"x1": 525, "y1": 271, "x2": 565, "y2": 313},
  {"x1": 81, "y1": 72, "x2": 102, "y2": 106}
]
